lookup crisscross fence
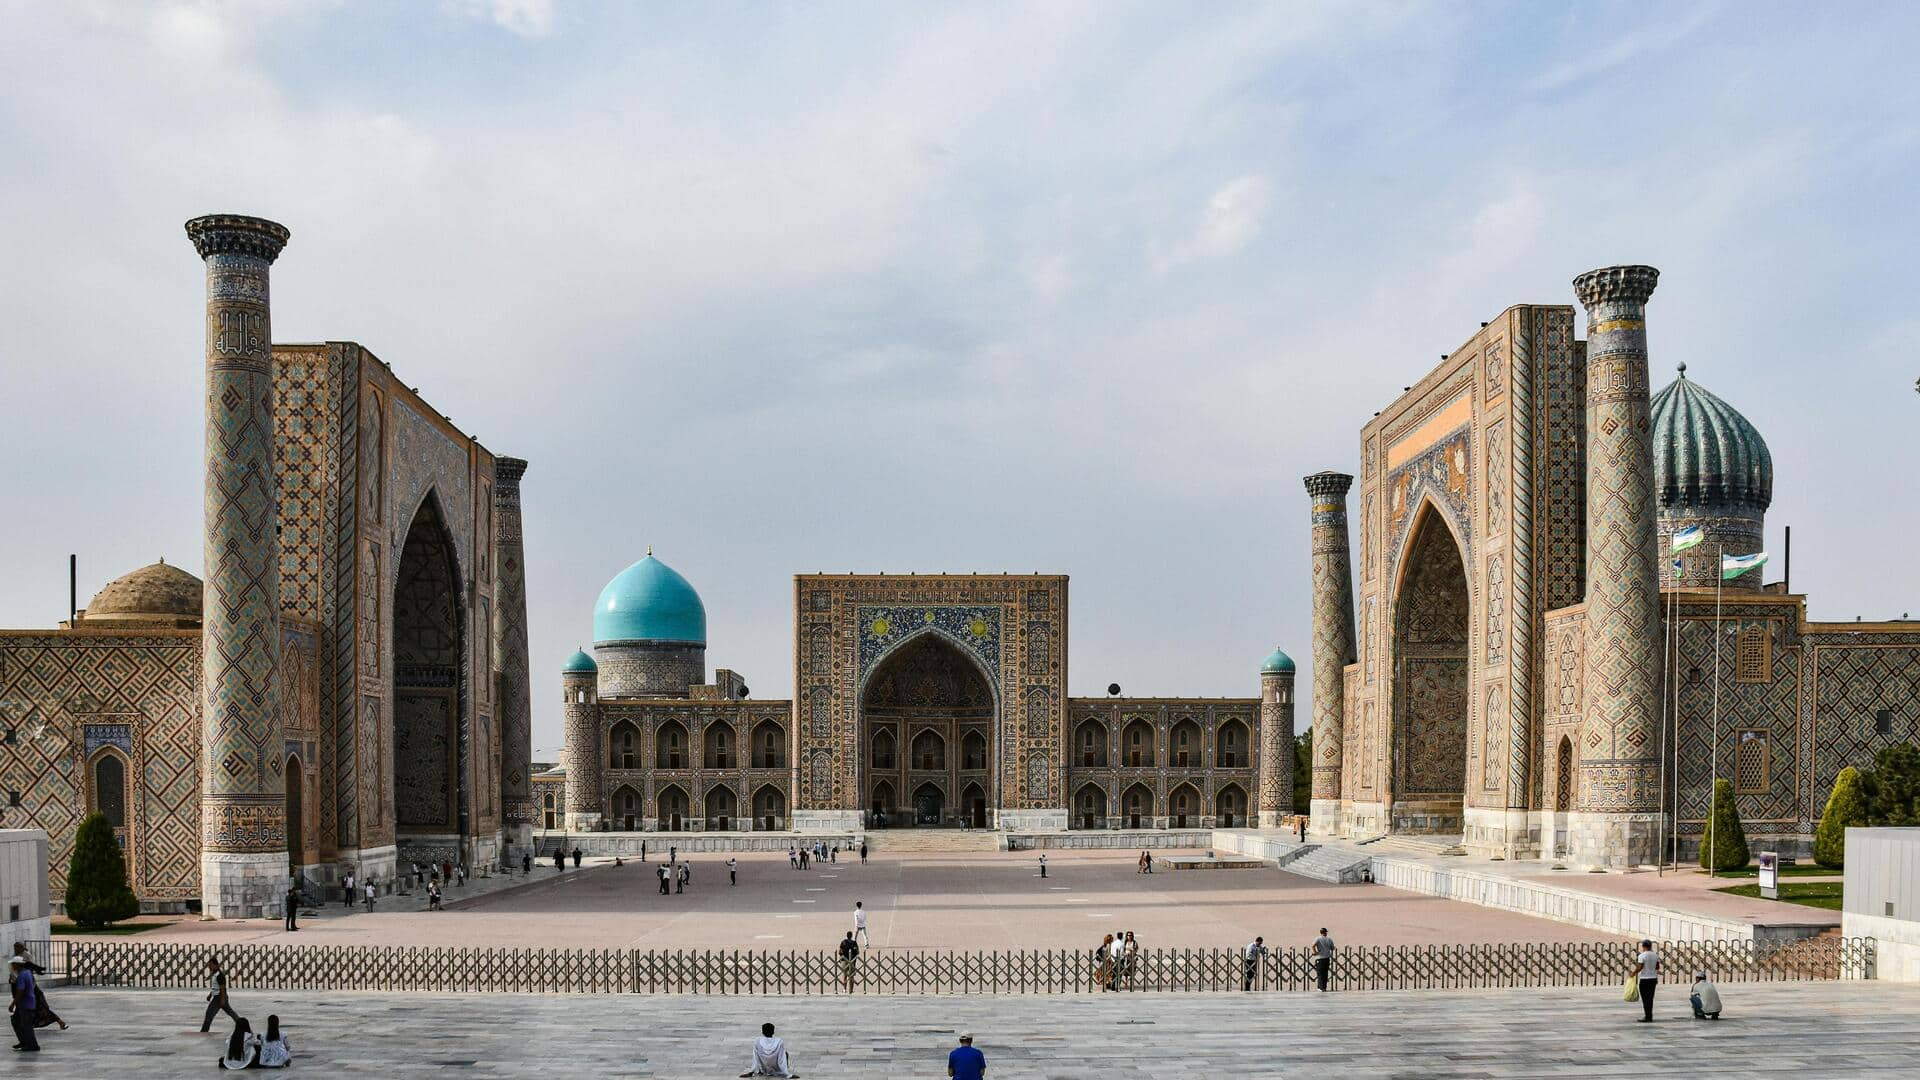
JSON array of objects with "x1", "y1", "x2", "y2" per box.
[{"x1": 24, "y1": 936, "x2": 1873, "y2": 996}]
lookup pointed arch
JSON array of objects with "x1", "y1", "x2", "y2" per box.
[
  {"x1": 704, "y1": 784, "x2": 739, "y2": 830},
  {"x1": 961, "y1": 730, "x2": 988, "y2": 771},
  {"x1": 393, "y1": 487, "x2": 465, "y2": 849},
  {"x1": 870, "y1": 780, "x2": 897, "y2": 820},
  {"x1": 870, "y1": 727, "x2": 897, "y2": 770},
  {"x1": 753, "y1": 784, "x2": 787, "y2": 830},
  {"x1": 1075, "y1": 717, "x2": 1109, "y2": 767},
  {"x1": 1074, "y1": 781, "x2": 1108, "y2": 830},
  {"x1": 1121, "y1": 718, "x2": 1156, "y2": 767},
  {"x1": 656, "y1": 783, "x2": 689, "y2": 831},
  {"x1": 911, "y1": 780, "x2": 946, "y2": 826},
  {"x1": 1389, "y1": 501, "x2": 1471, "y2": 832},
  {"x1": 1121, "y1": 782, "x2": 1155, "y2": 829},
  {"x1": 609, "y1": 720, "x2": 640, "y2": 770},
  {"x1": 910, "y1": 727, "x2": 946, "y2": 771},
  {"x1": 656, "y1": 719, "x2": 688, "y2": 770},
  {"x1": 611, "y1": 782, "x2": 642, "y2": 831},
  {"x1": 751, "y1": 718, "x2": 786, "y2": 768},
  {"x1": 1169, "y1": 718, "x2": 1202, "y2": 768},
  {"x1": 703, "y1": 719, "x2": 736, "y2": 769},
  {"x1": 1214, "y1": 782, "x2": 1248, "y2": 828},
  {"x1": 1215, "y1": 718, "x2": 1250, "y2": 769},
  {"x1": 1168, "y1": 781, "x2": 1202, "y2": 828},
  {"x1": 960, "y1": 781, "x2": 988, "y2": 828}
]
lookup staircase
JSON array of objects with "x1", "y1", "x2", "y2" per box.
[
  {"x1": 863, "y1": 830, "x2": 1004, "y2": 853},
  {"x1": 1368, "y1": 834, "x2": 1469, "y2": 858},
  {"x1": 1281, "y1": 845, "x2": 1375, "y2": 884}
]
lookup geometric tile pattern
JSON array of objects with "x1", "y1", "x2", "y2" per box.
[
  {"x1": 493, "y1": 457, "x2": 535, "y2": 829},
  {"x1": 1304, "y1": 472, "x2": 1355, "y2": 802}
]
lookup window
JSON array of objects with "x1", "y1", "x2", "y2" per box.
[
  {"x1": 1877, "y1": 710, "x2": 1896, "y2": 736},
  {"x1": 961, "y1": 732, "x2": 987, "y2": 771},
  {"x1": 1735, "y1": 626, "x2": 1771, "y2": 683},
  {"x1": 1172, "y1": 725, "x2": 1196, "y2": 767},
  {"x1": 1735, "y1": 730, "x2": 1770, "y2": 794},
  {"x1": 93, "y1": 753, "x2": 128, "y2": 830},
  {"x1": 871, "y1": 729, "x2": 896, "y2": 770},
  {"x1": 912, "y1": 730, "x2": 945, "y2": 770},
  {"x1": 1078, "y1": 722, "x2": 1107, "y2": 767},
  {"x1": 1217, "y1": 721, "x2": 1247, "y2": 768},
  {"x1": 656, "y1": 723, "x2": 687, "y2": 770},
  {"x1": 1123, "y1": 722, "x2": 1154, "y2": 767},
  {"x1": 612, "y1": 725, "x2": 637, "y2": 770}
]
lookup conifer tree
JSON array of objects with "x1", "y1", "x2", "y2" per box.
[
  {"x1": 1814, "y1": 767, "x2": 1868, "y2": 869},
  {"x1": 1698, "y1": 778, "x2": 1750, "y2": 873},
  {"x1": 64, "y1": 811, "x2": 140, "y2": 929}
]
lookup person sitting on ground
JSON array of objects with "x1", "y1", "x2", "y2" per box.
[
  {"x1": 947, "y1": 1032, "x2": 986, "y2": 1080},
  {"x1": 740, "y1": 1021, "x2": 798, "y2": 1078},
  {"x1": 257, "y1": 1014, "x2": 293, "y2": 1068},
  {"x1": 1690, "y1": 971, "x2": 1723, "y2": 1020},
  {"x1": 218, "y1": 1017, "x2": 260, "y2": 1070}
]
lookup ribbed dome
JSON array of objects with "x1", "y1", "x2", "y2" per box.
[
  {"x1": 1652, "y1": 365, "x2": 1772, "y2": 512},
  {"x1": 1261, "y1": 647, "x2": 1296, "y2": 674},
  {"x1": 593, "y1": 554, "x2": 707, "y2": 646},
  {"x1": 562, "y1": 648, "x2": 598, "y2": 674},
  {"x1": 85, "y1": 560, "x2": 202, "y2": 622}
]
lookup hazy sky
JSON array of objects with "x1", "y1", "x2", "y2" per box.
[{"x1": 3, "y1": 1, "x2": 1916, "y2": 760}]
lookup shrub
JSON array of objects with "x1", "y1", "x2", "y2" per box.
[
  {"x1": 1814, "y1": 767, "x2": 1869, "y2": 869},
  {"x1": 1699, "y1": 778, "x2": 1750, "y2": 873},
  {"x1": 64, "y1": 812, "x2": 140, "y2": 929},
  {"x1": 1867, "y1": 743, "x2": 1920, "y2": 827}
]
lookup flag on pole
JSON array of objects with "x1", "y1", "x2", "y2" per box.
[
  {"x1": 1671, "y1": 558, "x2": 1684, "y2": 581},
  {"x1": 1671, "y1": 525, "x2": 1705, "y2": 553},
  {"x1": 1722, "y1": 552, "x2": 1769, "y2": 580}
]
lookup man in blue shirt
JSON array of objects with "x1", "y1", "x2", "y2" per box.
[
  {"x1": 947, "y1": 1033, "x2": 985, "y2": 1080},
  {"x1": 9, "y1": 955, "x2": 40, "y2": 1052}
]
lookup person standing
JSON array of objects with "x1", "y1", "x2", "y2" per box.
[
  {"x1": 342, "y1": 871, "x2": 355, "y2": 909},
  {"x1": 199, "y1": 957, "x2": 241, "y2": 1033},
  {"x1": 838, "y1": 931, "x2": 860, "y2": 992},
  {"x1": 947, "y1": 1033, "x2": 986, "y2": 1080},
  {"x1": 1107, "y1": 932, "x2": 1125, "y2": 991},
  {"x1": 1095, "y1": 934, "x2": 1116, "y2": 992},
  {"x1": 677, "y1": 861, "x2": 691, "y2": 894},
  {"x1": 1632, "y1": 940, "x2": 1661, "y2": 1022},
  {"x1": 553, "y1": 848, "x2": 565, "y2": 872},
  {"x1": 640, "y1": 840, "x2": 647, "y2": 863},
  {"x1": 853, "y1": 901, "x2": 870, "y2": 948},
  {"x1": 1242, "y1": 936, "x2": 1267, "y2": 991},
  {"x1": 9, "y1": 955, "x2": 41, "y2": 1053},
  {"x1": 572, "y1": 847, "x2": 583, "y2": 868},
  {"x1": 1137, "y1": 850, "x2": 1148, "y2": 875},
  {"x1": 658, "y1": 864, "x2": 671, "y2": 895},
  {"x1": 364, "y1": 878, "x2": 377, "y2": 911},
  {"x1": 283, "y1": 883, "x2": 300, "y2": 932},
  {"x1": 728, "y1": 856, "x2": 739, "y2": 886},
  {"x1": 1296, "y1": 817, "x2": 1307, "y2": 843},
  {"x1": 829, "y1": 845, "x2": 837, "y2": 865},
  {"x1": 1039, "y1": 854, "x2": 1047, "y2": 879},
  {"x1": 670, "y1": 844, "x2": 679, "y2": 866},
  {"x1": 522, "y1": 851, "x2": 533, "y2": 875},
  {"x1": 788, "y1": 845, "x2": 799, "y2": 870},
  {"x1": 1311, "y1": 929, "x2": 1335, "y2": 992},
  {"x1": 859, "y1": 841, "x2": 868, "y2": 864}
]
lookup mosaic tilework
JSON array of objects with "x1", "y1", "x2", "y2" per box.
[
  {"x1": 493, "y1": 458, "x2": 534, "y2": 829},
  {"x1": 856, "y1": 606, "x2": 1001, "y2": 685},
  {"x1": 1392, "y1": 514, "x2": 1470, "y2": 800},
  {"x1": 1304, "y1": 472, "x2": 1355, "y2": 802},
  {"x1": 1062, "y1": 699, "x2": 1261, "y2": 823}
]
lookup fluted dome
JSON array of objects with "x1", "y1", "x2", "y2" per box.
[
  {"x1": 593, "y1": 553, "x2": 707, "y2": 646},
  {"x1": 84, "y1": 560, "x2": 202, "y2": 623},
  {"x1": 562, "y1": 648, "x2": 598, "y2": 674},
  {"x1": 1261, "y1": 647, "x2": 1296, "y2": 674},
  {"x1": 1652, "y1": 365, "x2": 1772, "y2": 513}
]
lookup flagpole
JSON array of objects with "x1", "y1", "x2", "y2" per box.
[
  {"x1": 1671, "y1": 579, "x2": 1683, "y2": 872},
  {"x1": 1657, "y1": 570, "x2": 1673, "y2": 876},
  {"x1": 1709, "y1": 542, "x2": 1723, "y2": 877}
]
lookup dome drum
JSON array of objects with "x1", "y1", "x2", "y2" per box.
[{"x1": 1651, "y1": 368, "x2": 1772, "y2": 592}]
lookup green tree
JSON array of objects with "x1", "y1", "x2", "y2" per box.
[
  {"x1": 1698, "y1": 778, "x2": 1750, "y2": 873},
  {"x1": 1866, "y1": 742, "x2": 1920, "y2": 827},
  {"x1": 64, "y1": 811, "x2": 140, "y2": 929},
  {"x1": 1813, "y1": 767, "x2": 1869, "y2": 868},
  {"x1": 1293, "y1": 728, "x2": 1313, "y2": 814}
]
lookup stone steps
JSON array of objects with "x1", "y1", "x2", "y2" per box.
[
  {"x1": 1367, "y1": 834, "x2": 1468, "y2": 858},
  {"x1": 864, "y1": 830, "x2": 1004, "y2": 853},
  {"x1": 1281, "y1": 845, "x2": 1374, "y2": 884}
]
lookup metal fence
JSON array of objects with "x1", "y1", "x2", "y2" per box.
[{"x1": 24, "y1": 936, "x2": 1874, "y2": 996}]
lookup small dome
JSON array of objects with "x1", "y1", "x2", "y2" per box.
[
  {"x1": 593, "y1": 553, "x2": 707, "y2": 646},
  {"x1": 1261, "y1": 647, "x2": 1296, "y2": 674},
  {"x1": 85, "y1": 560, "x2": 202, "y2": 622},
  {"x1": 1652, "y1": 366, "x2": 1772, "y2": 513},
  {"x1": 562, "y1": 648, "x2": 598, "y2": 674}
]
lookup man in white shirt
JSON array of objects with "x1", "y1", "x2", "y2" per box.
[
  {"x1": 854, "y1": 901, "x2": 870, "y2": 947},
  {"x1": 1633, "y1": 941, "x2": 1661, "y2": 1022},
  {"x1": 740, "y1": 1021, "x2": 797, "y2": 1078},
  {"x1": 1242, "y1": 936, "x2": 1267, "y2": 991},
  {"x1": 728, "y1": 856, "x2": 739, "y2": 886}
]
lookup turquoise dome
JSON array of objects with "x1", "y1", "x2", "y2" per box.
[
  {"x1": 1261, "y1": 647, "x2": 1296, "y2": 674},
  {"x1": 1652, "y1": 365, "x2": 1772, "y2": 513},
  {"x1": 593, "y1": 554, "x2": 707, "y2": 645},
  {"x1": 562, "y1": 648, "x2": 598, "y2": 674}
]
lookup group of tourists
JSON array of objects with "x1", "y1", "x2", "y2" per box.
[
  {"x1": 1135, "y1": 850, "x2": 1155, "y2": 874},
  {"x1": 1093, "y1": 931, "x2": 1142, "y2": 991},
  {"x1": 202, "y1": 957, "x2": 295, "y2": 1069},
  {"x1": 656, "y1": 858, "x2": 694, "y2": 895},
  {"x1": 789, "y1": 839, "x2": 861, "y2": 868},
  {"x1": 739, "y1": 1023, "x2": 984, "y2": 1080}
]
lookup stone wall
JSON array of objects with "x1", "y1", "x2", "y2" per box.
[{"x1": 0, "y1": 830, "x2": 49, "y2": 955}]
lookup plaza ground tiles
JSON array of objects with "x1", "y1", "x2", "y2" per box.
[{"x1": 9, "y1": 982, "x2": 1916, "y2": 1078}]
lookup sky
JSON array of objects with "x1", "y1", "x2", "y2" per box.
[{"x1": 2, "y1": 1, "x2": 1917, "y2": 761}]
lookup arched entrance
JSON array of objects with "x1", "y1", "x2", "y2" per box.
[
  {"x1": 961, "y1": 782, "x2": 988, "y2": 828},
  {"x1": 1075, "y1": 782, "x2": 1107, "y2": 830},
  {"x1": 393, "y1": 491, "x2": 466, "y2": 861},
  {"x1": 657, "y1": 785, "x2": 688, "y2": 832},
  {"x1": 705, "y1": 785, "x2": 738, "y2": 831},
  {"x1": 754, "y1": 784, "x2": 786, "y2": 831},
  {"x1": 1122, "y1": 783, "x2": 1154, "y2": 829},
  {"x1": 1169, "y1": 782, "x2": 1200, "y2": 828},
  {"x1": 1390, "y1": 505, "x2": 1471, "y2": 834},
  {"x1": 1215, "y1": 783, "x2": 1247, "y2": 828},
  {"x1": 861, "y1": 633, "x2": 994, "y2": 827},
  {"x1": 612, "y1": 784, "x2": 640, "y2": 831}
]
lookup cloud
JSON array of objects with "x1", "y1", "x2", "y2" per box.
[
  {"x1": 1527, "y1": 3, "x2": 1722, "y2": 93},
  {"x1": 449, "y1": 0, "x2": 554, "y2": 38},
  {"x1": 1157, "y1": 174, "x2": 1272, "y2": 271}
]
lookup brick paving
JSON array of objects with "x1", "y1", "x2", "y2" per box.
[{"x1": 8, "y1": 981, "x2": 1914, "y2": 1077}]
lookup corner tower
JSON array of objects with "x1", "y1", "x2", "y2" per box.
[
  {"x1": 1303, "y1": 471, "x2": 1356, "y2": 835},
  {"x1": 188, "y1": 213, "x2": 291, "y2": 918},
  {"x1": 1257, "y1": 648, "x2": 1297, "y2": 828},
  {"x1": 1570, "y1": 264, "x2": 1664, "y2": 868},
  {"x1": 493, "y1": 457, "x2": 535, "y2": 846},
  {"x1": 560, "y1": 649, "x2": 604, "y2": 831}
]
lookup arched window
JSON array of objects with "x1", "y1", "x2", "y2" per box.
[
  {"x1": 754, "y1": 785, "x2": 787, "y2": 831},
  {"x1": 1075, "y1": 783, "x2": 1107, "y2": 830},
  {"x1": 871, "y1": 728, "x2": 897, "y2": 770},
  {"x1": 542, "y1": 791, "x2": 557, "y2": 829},
  {"x1": 657, "y1": 785, "x2": 689, "y2": 831},
  {"x1": 1077, "y1": 720, "x2": 1108, "y2": 767},
  {"x1": 610, "y1": 722, "x2": 639, "y2": 770},
  {"x1": 1555, "y1": 736, "x2": 1574, "y2": 812},
  {"x1": 1169, "y1": 782, "x2": 1200, "y2": 828},
  {"x1": 92, "y1": 752, "x2": 128, "y2": 831},
  {"x1": 705, "y1": 785, "x2": 738, "y2": 830},
  {"x1": 1170, "y1": 720, "x2": 1200, "y2": 768},
  {"x1": 614, "y1": 785, "x2": 640, "y2": 831},
  {"x1": 1216, "y1": 720, "x2": 1248, "y2": 768},
  {"x1": 1122, "y1": 783, "x2": 1154, "y2": 829},
  {"x1": 752, "y1": 720, "x2": 786, "y2": 768},
  {"x1": 961, "y1": 731, "x2": 988, "y2": 771},
  {"x1": 656, "y1": 721, "x2": 687, "y2": 770},
  {"x1": 912, "y1": 729, "x2": 945, "y2": 771},
  {"x1": 1123, "y1": 721, "x2": 1155, "y2": 767},
  {"x1": 704, "y1": 724, "x2": 735, "y2": 769},
  {"x1": 1215, "y1": 783, "x2": 1247, "y2": 828}
]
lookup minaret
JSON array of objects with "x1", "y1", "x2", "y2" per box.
[
  {"x1": 1303, "y1": 471, "x2": 1356, "y2": 835},
  {"x1": 1571, "y1": 264, "x2": 1664, "y2": 868},
  {"x1": 561, "y1": 650, "x2": 604, "y2": 831},
  {"x1": 1257, "y1": 649, "x2": 1298, "y2": 829},
  {"x1": 493, "y1": 457, "x2": 535, "y2": 848},
  {"x1": 187, "y1": 213, "x2": 290, "y2": 919}
]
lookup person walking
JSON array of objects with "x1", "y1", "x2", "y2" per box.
[
  {"x1": 853, "y1": 901, "x2": 870, "y2": 948},
  {"x1": 947, "y1": 1032, "x2": 986, "y2": 1080},
  {"x1": 553, "y1": 848, "x2": 565, "y2": 872},
  {"x1": 1296, "y1": 817, "x2": 1308, "y2": 843},
  {"x1": 364, "y1": 878, "x2": 377, "y2": 911},
  {"x1": 859, "y1": 841, "x2": 868, "y2": 864},
  {"x1": 1631, "y1": 940, "x2": 1661, "y2": 1022},
  {"x1": 829, "y1": 845, "x2": 837, "y2": 865},
  {"x1": 838, "y1": 931, "x2": 860, "y2": 992},
  {"x1": 199, "y1": 957, "x2": 241, "y2": 1033},
  {"x1": 342, "y1": 871, "x2": 355, "y2": 909},
  {"x1": 428, "y1": 882, "x2": 443, "y2": 911},
  {"x1": 676, "y1": 861, "x2": 691, "y2": 894},
  {"x1": 1137, "y1": 850, "x2": 1148, "y2": 874},
  {"x1": 740, "y1": 1021, "x2": 798, "y2": 1078},
  {"x1": 572, "y1": 846, "x2": 583, "y2": 868},
  {"x1": 522, "y1": 851, "x2": 533, "y2": 875},
  {"x1": 658, "y1": 864, "x2": 671, "y2": 896},
  {"x1": 284, "y1": 883, "x2": 300, "y2": 931},
  {"x1": 1242, "y1": 936, "x2": 1267, "y2": 991},
  {"x1": 1690, "y1": 970, "x2": 1723, "y2": 1020},
  {"x1": 670, "y1": 845, "x2": 679, "y2": 865},
  {"x1": 1039, "y1": 854, "x2": 1047, "y2": 879},
  {"x1": 8, "y1": 944, "x2": 63, "y2": 1033},
  {"x1": 9, "y1": 955, "x2": 41, "y2": 1053},
  {"x1": 728, "y1": 856, "x2": 739, "y2": 886},
  {"x1": 1311, "y1": 929, "x2": 1335, "y2": 992}
]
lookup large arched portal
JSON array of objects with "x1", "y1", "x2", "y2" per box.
[
  {"x1": 861, "y1": 633, "x2": 995, "y2": 827},
  {"x1": 1390, "y1": 505, "x2": 1471, "y2": 834},
  {"x1": 392, "y1": 491, "x2": 466, "y2": 862}
]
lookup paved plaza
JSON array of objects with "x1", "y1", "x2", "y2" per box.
[
  {"x1": 10, "y1": 981, "x2": 1914, "y2": 1077},
  {"x1": 83, "y1": 849, "x2": 1623, "y2": 950}
]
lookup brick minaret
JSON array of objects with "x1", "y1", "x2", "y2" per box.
[
  {"x1": 561, "y1": 657, "x2": 604, "y2": 831},
  {"x1": 1571, "y1": 264, "x2": 1664, "y2": 867},
  {"x1": 1304, "y1": 472, "x2": 1356, "y2": 835},
  {"x1": 188, "y1": 214, "x2": 290, "y2": 918},
  {"x1": 492, "y1": 457, "x2": 535, "y2": 848},
  {"x1": 1257, "y1": 651, "x2": 1297, "y2": 829}
]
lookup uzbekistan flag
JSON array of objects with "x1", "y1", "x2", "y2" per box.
[
  {"x1": 1722, "y1": 552, "x2": 1769, "y2": 580},
  {"x1": 1671, "y1": 558, "x2": 1684, "y2": 581},
  {"x1": 1671, "y1": 525, "x2": 1705, "y2": 553}
]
